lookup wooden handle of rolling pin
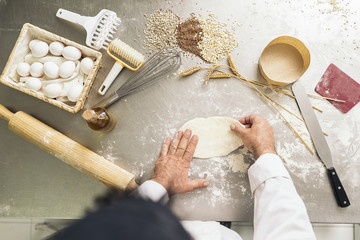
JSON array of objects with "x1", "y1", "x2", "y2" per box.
[{"x1": 0, "y1": 104, "x2": 138, "y2": 191}]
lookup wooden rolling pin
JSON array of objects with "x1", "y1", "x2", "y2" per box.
[{"x1": 0, "y1": 104, "x2": 138, "y2": 191}]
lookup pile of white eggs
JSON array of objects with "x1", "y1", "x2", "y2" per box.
[{"x1": 16, "y1": 39, "x2": 94, "y2": 103}]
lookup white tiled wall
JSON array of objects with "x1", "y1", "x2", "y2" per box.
[{"x1": 0, "y1": 218, "x2": 358, "y2": 240}]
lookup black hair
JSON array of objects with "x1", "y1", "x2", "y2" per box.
[{"x1": 50, "y1": 188, "x2": 192, "y2": 240}]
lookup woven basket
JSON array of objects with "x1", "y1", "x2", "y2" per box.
[{"x1": 0, "y1": 23, "x2": 102, "y2": 113}]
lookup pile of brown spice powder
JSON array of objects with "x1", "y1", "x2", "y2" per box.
[{"x1": 176, "y1": 14, "x2": 204, "y2": 61}]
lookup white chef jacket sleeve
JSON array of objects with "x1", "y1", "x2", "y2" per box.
[
  {"x1": 131, "y1": 180, "x2": 169, "y2": 204},
  {"x1": 248, "y1": 153, "x2": 316, "y2": 240}
]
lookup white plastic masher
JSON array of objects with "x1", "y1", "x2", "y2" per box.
[{"x1": 56, "y1": 8, "x2": 121, "y2": 50}]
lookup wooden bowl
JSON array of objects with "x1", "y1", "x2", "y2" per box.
[{"x1": 259, "y1": 36, "x2": 310, "y2": 86}]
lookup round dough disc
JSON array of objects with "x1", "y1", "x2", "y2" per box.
[{"x1": 180, "y1": 117, "x2": 244, "y2": 158}]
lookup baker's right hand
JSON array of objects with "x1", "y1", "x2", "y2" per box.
[{"x1": 230, "y1": 114, "x2": 276, "y2": 159}]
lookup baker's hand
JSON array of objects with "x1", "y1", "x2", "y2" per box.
[
  {"x1": 230, "y1": 114, "x2": 276, "y2": 159},
  {"x1": 151, "y1": 129, "x2": 210, "y2": 195}
]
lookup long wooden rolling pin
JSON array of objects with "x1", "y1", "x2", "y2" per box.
[{"x1": 0, "y1": 104, "x2": 138, "y2": 191}]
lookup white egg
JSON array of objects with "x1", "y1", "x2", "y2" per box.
[
  {"x1": 44, "y1": 83, "x2": 62, "y2": 98},
  {"x1": 80, "y1": 57, "x2": 94, "y2": 75},
  {"x1": 30, "y1": 62, "x2": 44, "y2": 77},
  {"x1": 49, "y1": 41, "x2": 65, "y2": 56},
  {"x1": 25, "y1": 77, "x2": 42, "y2": 91},
  {"x1": 67, "y1": 83, "x2": 83, "y2": 102},
  {"x1": 43, "y1": 61, "x2": 59, "y2": 79},
  {"x1": 16, "y1": 62, "x2": 30, "y2": 76},
  {"x1": 62, "y1": 46, "x2": 81, "y2": 60},
  {"x1": 32, "y1": 41, "x2": 49, "y2": 58},
  {"x1": 29, "y1": 39, "x2": 41, "y2": 51},
  {"x1": 59, "y1": 61, "x2": 76, "y2": 78}
]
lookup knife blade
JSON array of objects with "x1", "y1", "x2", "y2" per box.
[{"x1": 292, "y1": 81, "x2": 350, "y2": 208}]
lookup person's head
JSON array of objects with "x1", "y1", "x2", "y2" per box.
[{"x1": 51, "y1": 189, "x2": 191, "y2": 240}]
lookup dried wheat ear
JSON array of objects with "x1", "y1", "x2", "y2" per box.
[{"x1": 177, "y1": 66, "x2": 203, "y2": 76}]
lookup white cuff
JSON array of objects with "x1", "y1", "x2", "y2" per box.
[
  {"x1": 248, "y1": 153, "x2": 291, "y2": 194},
  {"x1": 131, "y1": 180, "x2": 169, "y2": 203}
]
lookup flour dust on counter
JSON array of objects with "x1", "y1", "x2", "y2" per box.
[
  {"x1": 227, "y1": 149, "x2": 252, "y2": 174},
  {"x1": 267, "y1": 107, "x2": 327, "y2": 184},
  {"x1": 98, "y1": 140, "x2": 119, "y2": 164},
  {"x1": 276, "y1": 139, "x2": 326, "y2": 184},
  {"x1": 186, "y1": 148, "x2": 254, "y2": 208}
]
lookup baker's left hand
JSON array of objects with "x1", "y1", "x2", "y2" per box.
[{"x1": 151, "y1": 129, "x2": 210, "y2": 195}]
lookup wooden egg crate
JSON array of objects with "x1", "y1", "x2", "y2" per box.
[{"x1": 0, "y1": 23, "x2": 102, "y2": 113}]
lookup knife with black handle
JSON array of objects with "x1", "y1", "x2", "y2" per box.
[{"x1": 292, "y1": 81, "x2": 350, "y2": 208}]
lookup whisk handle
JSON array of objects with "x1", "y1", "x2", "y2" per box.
[
  {"x1": 92, "y1": 92, "x2": 121, "y2": 109},
  {"x1": 98, "y1": 62, "x2": 124, "y2": 95}
]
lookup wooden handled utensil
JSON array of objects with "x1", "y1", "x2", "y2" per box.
[{"x1": 0, "y1": 104, "x2": 138, "y2": 191}]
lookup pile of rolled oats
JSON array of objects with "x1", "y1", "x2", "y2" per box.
[
  {"x1": 197, "y1": 14, "x2": 238, "y2": 63},
  {"x1": 143, "y1": 9, "x2": 180, "y2": 53}
]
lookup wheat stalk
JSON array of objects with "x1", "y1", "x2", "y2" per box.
[
  {"x1": 227, "y1": 53, "x2": 241, "y2": 77},
  {"x1": 205, "y1": 64, "x2": 221, "y2": 84},
  {"x1": 210, "y1": 72, "x2": 233, "y2": 78},
  {"x1": 178, "y1": 66, "x2": 203, "y2": 76}
]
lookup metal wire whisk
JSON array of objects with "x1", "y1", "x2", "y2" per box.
[{"x1": 92, "y1": 49, "x2": 181, "y2": 109}]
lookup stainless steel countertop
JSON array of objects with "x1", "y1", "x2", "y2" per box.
[{"x1": 1, "y1": 0, "x2": 360, "y2": 223}]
